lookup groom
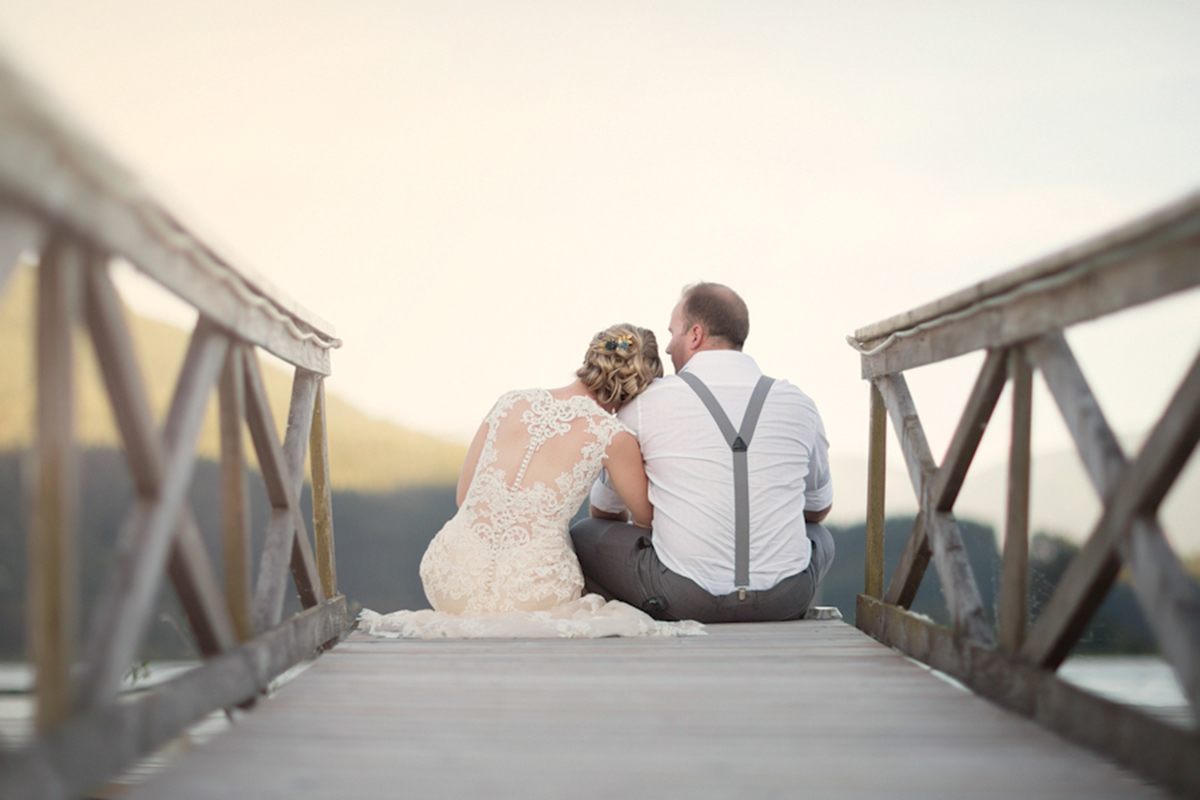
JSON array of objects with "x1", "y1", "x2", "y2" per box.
[{"x1": 570, "y1": 282, "x2": 835, "y2": 623}]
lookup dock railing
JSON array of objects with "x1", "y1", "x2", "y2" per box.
[
  {"x1": 849, "y1": 191, "x2": 1200, "y2": 795},
  {"x1": 0, "y1": 59, "x2": 348, "y2": 798}
]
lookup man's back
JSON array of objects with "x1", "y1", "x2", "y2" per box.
[{"x1": 593, "y1": 350, "x2": 832, "y2": 596}]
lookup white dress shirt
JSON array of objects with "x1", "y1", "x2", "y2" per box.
[{"x1": 590, "y1": 350, "x2": 833, "y2": 596}]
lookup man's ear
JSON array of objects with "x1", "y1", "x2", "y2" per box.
[{"x1": 688, "y1": 323, "x2": 705, "y2": 351}]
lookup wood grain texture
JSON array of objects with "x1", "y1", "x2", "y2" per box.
[
  {"x1": 310, "y1": 382, "x2": 338, "y2": 599},
  {"x1": 999, "y1": 347, "x2": 1032, "y2": 654},
  {"x1": 864, "y1": 383, "x2": 886, "y2": 599},
  {"x1": 117, "y1": 620, "x2": 1171, "y2": 800},
  {"x1": 883, "y1": 513, "x2": 929, "y2": 609},
  {"x1": 77, "y1": 319, "x2": 230, "y2": 710},
  {"x1": 219, "y1": 347, "x2": 252, "y2": 641},
  {"x1": 930, "y1": 347, "x2": 1009, "y2": 511},
  {"x1": 858, "y1": 595, "x2": 1198, "y2": 799},
  {"x1": 874, "y1": 375, "x2": 993, "y2": 645},
  {"x1": 32, "y1": 236, "x2": 82, "y2": 732},
  {"x1": 0, "y1": 598, "x2": 347, "y2": 800}
]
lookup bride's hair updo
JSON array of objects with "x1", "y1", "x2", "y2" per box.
[{"x1": 576, "y1": 324, "x2": 664, "y2": 409}]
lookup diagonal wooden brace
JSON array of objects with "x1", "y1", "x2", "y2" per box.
[
  {"x1": 874, "y1": 375, "x2": 994, "y2": 645},
  {"x1": 76, "y1": 313, "x2": 231, "y2": 710}
]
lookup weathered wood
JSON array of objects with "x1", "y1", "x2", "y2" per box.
[
  {"x1": 281, "y1": 369, "x2": 323, "y2": 610},
  {"x1": 77, "y1": 319, "x2": 230, "y2": 709},
  {"x1": 864, "y1": 382, "x2": 886, "y2": 599},
  {"x1": 857, "y1": 594, "x2": 1200, "y2": 799},
  {"x1": 310, "y1": 381, "x2": 338, "y2": 599},
  {"x1": 930, "y1": 347, "x2": 1009, "y2": 511},
  {"x1": 874, "y1": 374, "x2": 994, "y2": 644},
  {"x1": 100, "y1": 620, "x2": 1173, "y2": 800},
  {"x1": 999, "y1": 347, "x2": 1032, "y2": 654},
  {"x1": 0, "y1": 61, "x2": 336, "y2": 374},
  {"x1": 1027, "y1": 333, "x2": 1126, "y2": 493},
  {"x1": 873, "y1": 374, "x2": 936, "y2": 499},
  {"x1": 0, "y1": 207, "x2": 43, "y2": 296},
  {"x1": 83, "y1": 257, "x2": 161, "y2": 497},
  {"x1": 252, "y1": 510, "x2": 298, "y2": 633},
  {"x1": 31, "y1": 236, "x2": 82, "y2": 732},
  {"x1": 1021, "y1": 339, "x2": 1200, "y2": 674},
  {"x1": 857, "y1": 236, "x2": 1200, "y2": 379},
  {"x1": 167, "y1": 511, "x2": 237, "y2": 657},
  {"x1": 855, "y1": 190, "x2": 1200, "y2": 344},
  {"x1": 883, "y1": 512, "x2": 930, "y2": 608},
  {"x1": 218, "y1": 347, "x2": 252, "y2": 641},
  {"x1": 242, "y1": 354, "x2": 325, "y2": 626},
  {"x1": 0, "y1": 597, "x2": 347, "y2": 800}
]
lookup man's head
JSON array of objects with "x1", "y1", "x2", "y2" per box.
[{"x1": 665, "y1": 282, "x2": 749, "y2": 373}]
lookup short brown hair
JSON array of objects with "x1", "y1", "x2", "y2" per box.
[
  {"x1": 576, "y1": 324, "x2": 664, "y2": 408},
  {"x1": 680, "y1": 282, "x2": 749, "y2": 349}
]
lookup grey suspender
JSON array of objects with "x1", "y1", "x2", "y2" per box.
[{"x1": 678, "y1": 372, "x2": 775, "y2": 597}]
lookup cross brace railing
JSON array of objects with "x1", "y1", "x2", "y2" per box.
[
  {"x1": 0, "y1": 55, "x2": 348, "y2": 799},
  {"x1": 850, "y1": 190, "x2": 1200, "y2": 797}
]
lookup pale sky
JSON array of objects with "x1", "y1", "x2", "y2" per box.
[{"x1": 2, "y1": 2, "x2": 1199, "y2": 529}]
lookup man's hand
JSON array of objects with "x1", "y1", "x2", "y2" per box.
[
  {"x1": 590, "y1": 506, "x2": 629, "y2": 522},
  {"x1": 805, "y1": 504, "x2": 832, "y2": 524}
]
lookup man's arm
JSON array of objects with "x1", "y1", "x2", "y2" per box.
[
  {"x1": 805, "y1": 504, "x2": 831, "y2": 524},
  {"x1": 590, "y1": 506, "x2": 629, "y2": 522}
]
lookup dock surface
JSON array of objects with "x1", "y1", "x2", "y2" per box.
[{"x1": 127, "y1": 620, "x2": 1168, "y2": 799}]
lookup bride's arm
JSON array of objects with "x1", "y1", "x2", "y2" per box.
[
  {"x1": 456, "y1": 421, "x2": 488, "y2": 507},
  {"x1": 601, "y1": 431, "x2": 654, "y2": 529}
]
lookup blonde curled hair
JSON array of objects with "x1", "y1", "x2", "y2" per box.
[{"x1": 576, "y1": 324, "x2": 664, "y2": 409}]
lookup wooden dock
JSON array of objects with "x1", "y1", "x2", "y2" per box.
[{"x1": 123, "y1": 621, "x2": 1168, "y2": 799}]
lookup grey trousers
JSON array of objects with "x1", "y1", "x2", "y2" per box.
[{"x1": 569, "y1": 518, "x2": 836, "y2": 623}]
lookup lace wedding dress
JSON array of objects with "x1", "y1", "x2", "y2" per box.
[{"x1": 358, "y1": 389, "x2": 704, "y2": 639}]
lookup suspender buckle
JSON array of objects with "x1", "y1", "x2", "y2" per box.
[{"x1": 737, "y1": 587, "x2": 747, "y2": 601}]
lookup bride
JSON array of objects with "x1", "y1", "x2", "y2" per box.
[{"x1": 358, "y1": 324, "x2": 704, "y2": 638}]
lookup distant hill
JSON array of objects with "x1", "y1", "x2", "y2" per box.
[
  {"x1": 829, "y1": 439, "x2": 1200, "y2": 557},
  {"x1": 0, "y1": 266, "x2": 466, "y2": 490}
]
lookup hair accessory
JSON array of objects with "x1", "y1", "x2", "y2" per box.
[{"x1": 604, "y1": 334, "x2": 634, "y2": 352}]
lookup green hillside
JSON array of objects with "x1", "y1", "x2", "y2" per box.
[{"x1": 0, "y1": 266, "x2": 466, "y2": 490}]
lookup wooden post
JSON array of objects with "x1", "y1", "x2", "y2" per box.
[
  {"x1": 31, "y1": 237, "x2": 81, "y2": 732},
  {"x1": 864, "y1": 382, "x2": 886, "y2": 599},
  {"x1": 999, "y1": 346, "x2": 1032, "y2": 653},
  {"x1": 310, "y1": 380, "x2": 338, "y2": 599},
  {"x1": 219, "y1": 347, "x2": 253, "y2": 641}
]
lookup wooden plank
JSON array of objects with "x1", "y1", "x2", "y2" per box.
[
  {"x1": 999, "y1": 347, "x2": 1032, "y2": 654},
  {"x1": 91, "y1": 620, "x2": 1175, "y2": 800},
  {"x1": 864, "y1": 382, "x2": 886, "y2": 599},
  {"x1": 218, "y1": 347, "x2": 252, "y2": 641},
  {"x1": 83, "y1": 257, "x2": 161, "y2": 497},
  {"x1": 874, "y1": 374, "x2": 994, "y2": 644},
  {"x1": 241, "y1": 348, "x2": 291, "y2": 509},
  {"x1": 883, "y1": 512, "x2": 930, "y2": 608},
  {"x1": 857, "y1": 236, "x2": 1200, "y2": 378},
  {"x1": 1027, "y1": 333, "x2": 1125, "y2": 493},
  {"x1": 0, "y1": 207, "x2": 43, "y2": 296},
  {"x1": 310, "y1": 381, "x2": 338, "y2": 599},
  {"x1": 1021, "y1": 338, "x2": 1200, "y2": 673},
  {"x1": 77, "y1": 319, "x2": 230, "y2": 709},
  {"x1": 857, "y1": 595, "x2": 1200, "y2": 799},
  {"x1": 0, "y1": 61, "x2": 336, "y2": 374},
  {"x1": 251, "y1": 510, "x2": 296, "y2": 633},
  {"x1": 167, "y1": 511, "x2": 237, "y2": 657},
  {"x1": 855, "y1": 190, "x2": 1200, "y2": 342},
  {"x1": 873, "y1": 373, "x2": 936, "y2": 499},
  {"x1": 281, "y1": 370, "x2": 323, "y2": 610},
  {"x1": 0, "y1": 597, "x2": 347, "y2": 800},
  {"x1": 930, "y1": 347, "x2": 1009, "y2": 511},
  {"x1": 31, "y1": 236, "x2": 82, "y2": 732}
]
